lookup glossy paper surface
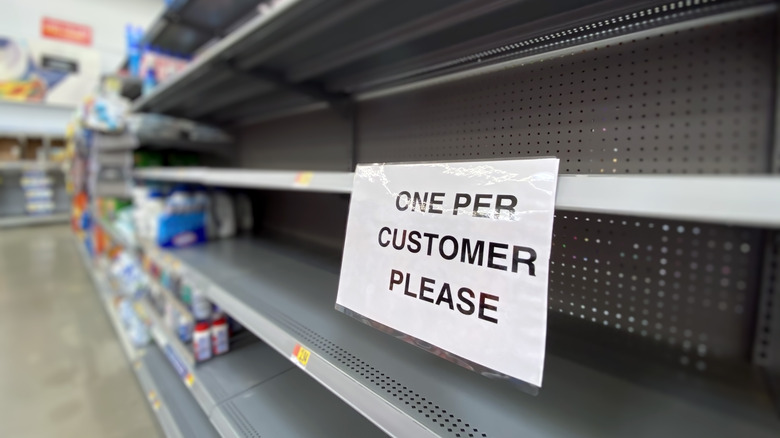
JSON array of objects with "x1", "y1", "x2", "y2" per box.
[{"x1": 336, "y1": 159, "x2": 559, "y2": 388}]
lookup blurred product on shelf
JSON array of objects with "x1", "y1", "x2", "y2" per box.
[
  {"x1": 77, "y1": 76, "x2": 131, "y2": 133},
  {"x1": 0, "y1": 138, "x2": 21, "y2": 161},
  {"x1": 142, "y1": 66, "x2": 157, "y2": 96},
  {"x1": 190, "y1": 286, "x2": 212, "y2": 321},
  {"x1": 177, "y1": 313, "x2": 194, "y2": 344},
  {"x1": 109, "y1": 251, "x2": 148, "y2": 300},
  {"x1": 125, "y1": 24, "x2": 144, "y2": 78},
  {"x1": 71, "y1": 191, "x2": 90, "y2": 231},
  {"x1": 208, "y1": 190, "x2": 235, "y2": 239},
  {"x1": 119, "y1": 297, "x2": 150, "y2": 348},
  {"x1": 131, "y1": 183, "x2": 248, "y2": 248},
  {"x1": 20, "y1": 169, "x2": 55, "y2": 215},
  {"x1": 211, "y1": 317, "x2": 229, "y2": 356},
  {"x1": 193, "y1": 321, "x2": 212, "y2": 362},
  {"x1": 135, "y1": 185, "x2": 207, "y2": 248},
  {"x1": 141, "y1": 50, "x2": 189, "y2": 86},
  {"x1": 125, "y1": 20, "x2": 191, "y2": 93}
]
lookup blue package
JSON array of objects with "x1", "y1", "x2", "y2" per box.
[{"x1": 156, "y1": 211, "x2": 206, "y2": 248}]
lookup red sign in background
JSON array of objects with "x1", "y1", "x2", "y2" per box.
[{"x1": 41, "y1": 17, "x2": 92, "y2": 46}]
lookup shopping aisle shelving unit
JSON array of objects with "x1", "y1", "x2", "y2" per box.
[
  {"x1": 138, "y1": 345, "x2": 221, "y2": 438},
  {"x1": 75, "y1": 236, "x2": 141, "y2": 362},
  {"x1": 141, "y1": 296, "x2": 384, "y2": 438},
  {"x1": 73, "y1": 235, "x2": 220, "y2": 438},
  {"x1": 134, "y1": 236, "x2": 776, "y2": 438},
  {"x1": 125, "y1": 0, "x2": 780, "y2": 436},
  {"x1": 0, "y1": 151, "x2": 69, "y2": 227},
  {"x1": 89, "y1": 216, "x2": 386, "y2": 437}
]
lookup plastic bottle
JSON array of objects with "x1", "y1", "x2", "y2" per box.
[
  {"x1": 191, "y1": 288, "x2": 212, "y2": 321},
  {"x1": 193, "y1": 322, "x2": 212, "y2": 362},
  {"x1": 210, "y1": 191, "x2": 236, "y2": 238},
  {"x1": 142, "y1": 66, "x2": 157, "y2": 95},
  {"x1": 165, "y1": 300, "x2": 179, "y2": 332},
  {"x1": 179, "y1": 282, "x2": 192, "y2": 307},
  {"x1": 177, "y1": 314, "x2": 193, "y2": 343},
  {"x1": 211, "y1": 317, "x2": 230, "y2": 356}
]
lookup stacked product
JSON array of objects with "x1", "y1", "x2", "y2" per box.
[
  {"x1": 20, "y1": 169, "x2": 55, "y2": 215},
  {"x1": 118, "y1": 297, "x2": 150, "y2": 348},
  {"x1": 101, "y1": 247, "x2": 151, "y2": 349},
  {"x1": 144, "y1": 252, "x2": 238, "y2": 362},
  {"x1": 133, "y1": 184, "x2": 252, "y2": 248},
  {"x1": 109, "y1": 250, "x2": 149, "y2": 300},
  {"x1": 96, "y1": 197, "x2": 136, "y2": 244}
]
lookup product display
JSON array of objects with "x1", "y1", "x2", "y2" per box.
[
  {"x1": 210, "y1": 317, "x2": 229, "y2": 356},
  {"x1": 118, "y1": 297, "x2": 150, "y2": 348},
  {"x1": 65, "y1": 1, "x2": 780, "y2": 438},
  {"x1": 20, "y1": 169, "x2": 55, "y2": 215},
  {"x1": 192, "y1": 321, "x2": 211, "y2": 362}
]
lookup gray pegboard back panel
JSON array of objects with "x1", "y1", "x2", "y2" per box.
[
  {"x1": 549, "y1": 211, "x2": 763, "y2": 380},
  {"x1": 755, "y1": 233, "x2": 779, "y2": 370},
  {"x1": 257, "y1": 191, "x2": 349, "y2": 252},
  {"x1": 358, "y1": 11, "x2": 775, "y2": 174},
  {"x1": 236, "y1": 108, "x2": 351, "y2": 171}
]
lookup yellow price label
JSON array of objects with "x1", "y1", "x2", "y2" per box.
[
  {"x1": 148, "y1": 390, "x2": 161, "y2": 410},
  {"x1": 294, "y1": 172, "x2": 314, "y2": 187},
  {"x1": 184, "y1": 373, "x2": 195, "y2": 388},
  {"x1": 293, "y1": 344, "x2": 311, "y2": 367}
]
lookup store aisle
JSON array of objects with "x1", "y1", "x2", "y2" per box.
[{"x1": 0, "y1": 225, "x2": 162, "y2": 438}]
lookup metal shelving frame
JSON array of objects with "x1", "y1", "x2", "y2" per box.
[
  {"x1": 91, "y1": 213, "x2": 385, "y2": 437},
  {"x1": 73, "y1": 235, "x2": 219, "y2": 438},
  {"x1": 125, "y1": 0, "x2": 780, "y2": 436},
  {"x1": 1, "y1": 132, "x2": 69, "y2": 223},
  {"x1": 136, "y1": 236, "x2": 777, "y2": 438}
]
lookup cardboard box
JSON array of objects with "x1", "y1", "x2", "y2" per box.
[{"x1": 0, "y1": 138, "x2": 21, "y2": 162}]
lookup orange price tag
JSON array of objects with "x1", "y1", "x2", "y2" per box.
[
  {"x1": 148, "y1": 390, "x2": 161, "y2": 410},
  {"x1": 184, "y1": 373, "x2": 195, "y2": 388},
  {"x1": 292, "y1": 344, "x2": 311, "y2": 367},
  {"x1": 294, "y1": 172, "x2": 314, "y2": 187}
]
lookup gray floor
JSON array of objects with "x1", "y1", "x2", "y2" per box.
[{"x1": 0, "y1": 225, "x2": 163, "y2": 438}]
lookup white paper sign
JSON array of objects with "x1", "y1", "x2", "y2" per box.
[{"x1": 336, "y1": 158, "x2": 559, "y2": 388}]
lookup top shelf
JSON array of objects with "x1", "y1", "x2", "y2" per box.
[
  {"x1": 141, "y1": 0, "x2": 264, "y2": 57},
  {"x1": 131, "y1": 0, "x2": 765, "y2": 124}
]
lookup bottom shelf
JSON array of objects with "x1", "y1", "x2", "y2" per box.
[
  {"x1": 0, "y1": 212, "x2": 69, "y2": 228},
  {"x1": 76, "y1": 232, "x2": 386, "y2": 438},
  {"x1": 141, "y1": 297, "x2": 387, "y2": 437},
  {"x1": 73, "y1": 234, "x2": 219, "y2": 438},
  {"x1": 169, "y1": 237, "x2": 780, "y2": 438},
  {"x1": 138, "y1": 345, "x2": 221, "y2": 438}
]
